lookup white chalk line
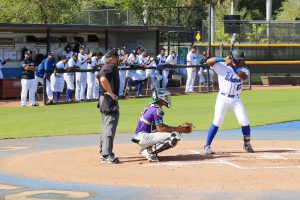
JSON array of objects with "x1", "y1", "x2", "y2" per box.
[
  {"x1": 145, "y1": 148, "x2": 300, "y2": 170},
  {"x1": 0, "y1": 146, "x2": 30, "y2": 152}
]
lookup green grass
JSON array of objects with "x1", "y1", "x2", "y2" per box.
[{"x1": 1, "y1": 88, "x2": 300, "y2": 139}]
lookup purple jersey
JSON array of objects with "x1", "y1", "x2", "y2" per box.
[{"x1": 135, "y1": 104, "x2": 164, "y2": 134}]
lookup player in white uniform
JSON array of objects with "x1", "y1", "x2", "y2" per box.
[
  {"x1": 165, "y1": 50, "x2": 178, "y2": 87},
  {"x1": 76, "y1": 45, "x2": 92, "y2": 101},
  {"x1": 118, "y1": 47, "x2": 129, "y2": 97},
  {"x1": 126, "y1": 50, "x2": 146, "y2": 96},
  {"x1": 203, "y1": 50, "x2": 254, "y2": 155},
  {"x1": 144, "y1": 54, "x2": 162, "y2": 89},
  {"x1": 157, "y1": 48, "x2": 167, "y2": 88},
  {"x1": 198, "y1": 52, "x2": 215, "y2": 85},
  {"x1": 0, "y1": 56, "x2": 7, "y2": 79},
  {"x1": 61, "y1": 44, "x2": 73, "y2": 61},
  {"x1": 65, "y1": 53, "x2": 80, "y2": 102},
  {"x1": 185, "y1": 46, "x2": 197, "y2": 93},
  {"x1": 86, "y1": 52, "x2": 104, "y2": 100},
  {"x1": 51, "y1": 56, "x2": 68, "y2": 103}
]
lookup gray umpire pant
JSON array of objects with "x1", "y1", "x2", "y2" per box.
[{"x1": 99, "y1": 97, "x2": 119, "y2": 157}]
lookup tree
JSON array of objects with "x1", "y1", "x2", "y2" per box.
[
  {"x1": 276, "y1": 0, "x2": 300, "y2": 20},
  {"x1": 235, "y1": 0, "x2": 285, "y2": 20},
  {"x1": 0, "y1": 0, "x2": 81, "y2": 24}
]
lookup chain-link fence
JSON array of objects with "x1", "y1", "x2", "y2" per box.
[
  {"x1": 77, "y1": 9, "x2": 143, "y2": 26},
  {"x1": 201, "y1": 20, "x2": 300, "y2": 44},
  {"x1": 77, "y1": 8, "x2": 205, "y2": 28}
]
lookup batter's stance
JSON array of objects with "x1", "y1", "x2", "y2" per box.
[
  {"x1": 132, "y1": 89, "x2": 193, "y2": 162},
  {"x1": 203, "y1": 50, "x2": 254, "y2": 155}
]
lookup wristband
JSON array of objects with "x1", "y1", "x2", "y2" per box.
[
  {"x1": 215, "y1": 57, "x2": 225, "y2": 63},
  {"x1": 232, "y1": 66, "x2": 241, "y2": 74}
]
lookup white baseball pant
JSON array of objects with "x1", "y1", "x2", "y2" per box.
[
  {"x1": 75, "y1": 72, "x2": 87, "y2": 100},
  {"x1": 185, "y1": 67, "x2": 196, "y2": 92},
  {"x1": 34, "y1": 75, "x2": 53, "y2": 100},
  {"x1": 213, "y1": 92, "x2": 249, "y2": 127},
  {"x1": 21, "y1": 79, "x2": 36, "y2": 106}
]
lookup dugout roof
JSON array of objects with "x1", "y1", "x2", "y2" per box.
[{"x1": 0, "y1": 23, "x2": 184, "y2": 33}]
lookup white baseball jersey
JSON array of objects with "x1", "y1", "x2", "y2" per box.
[
  {"x1": 127, "y1": 54, "x2": 140, "y2": 65},
  {"x1": 87, "y1": 57, "x2": 103, "y2": 70},
  {"x1": 61, "y1": 51, "x2": 73, "y2": 61},
  {"x1": 68, "y1": 58, "x2": 80, "y2": 68},
  {"x1": 186, "y1": 52, "x2": 197, "y2": 65},
  {"x1": 213, "y1": 62, "x2": 249, "y2": 96},
  {"x1": 166, "y1": 55, "x2": 177, "y2": 64},
  {"x1": 78, "y1": 53, "x2": 89, "y2": 70},
  {"x1": 157, "y1": 54, "x2": 166, "y2": 66},
  {"x1": 56, "y1": 60, "x2": 68, "y2": 70}
]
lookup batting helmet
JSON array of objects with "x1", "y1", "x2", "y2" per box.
[{"x1": 231, "y1": 49, "x2": 246, "y2": 64}]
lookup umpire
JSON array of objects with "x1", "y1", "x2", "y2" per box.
[{"x1": 97, "y1": 48, "x2": 120, "y2": 164}]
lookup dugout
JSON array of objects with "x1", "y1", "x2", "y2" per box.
[{"x1": 0, "y1": 23, "x2": 182, "y2": 79}]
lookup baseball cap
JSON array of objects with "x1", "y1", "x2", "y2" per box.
[
  {"x1": 131, "y1": 50, "x2": 137, "y2": 55},
  {"x1": 24, "y1": 51, "x2": 31, "y2": 55},
  {"x1": 79, "y1": 45, "x2": 86, "y2": 50},
  {"x1": 191, "y1": 46, "x2": 198, "y2": 49},
  {"x1": 120, "y1": 46, "x2": 127, "y2": 51},
  {"x1": 72, "y1": 52, "x2": 78, "y2": 57},
  {"x1": 48, "y1": 51, "x2": 54, "y2": 56},
  {"x1": 171, "y1": 50, "x2": 177, "y2": 55},
  {"x1": 105, "y1": 48, "x2": 119, "y2": 58}
]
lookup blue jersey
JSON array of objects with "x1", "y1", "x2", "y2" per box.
[{"x1": 35, "y1": 58, "x2": 56, "y2": 78}]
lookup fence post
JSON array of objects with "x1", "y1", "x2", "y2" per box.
[
  {"x1": 43, "y1": 73, "x2": 47, "y2": 105},
  {"x1": 107, "y1": 10, "x2": 109, "y2": 25}
]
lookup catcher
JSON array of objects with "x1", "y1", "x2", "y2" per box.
[{"x1": 132, "y1": 88, "x2": 193, "y2": 162}]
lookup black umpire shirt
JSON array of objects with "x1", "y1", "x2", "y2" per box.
[
  {"x1": 98, "y1": 61, "x2": 120, "y2": 95},
  {"x1": 20, "y1": 59, "x2": 35, "y2": 79}
]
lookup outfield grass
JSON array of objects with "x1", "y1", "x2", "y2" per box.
[{"x1": 1, "y1": 88, "x2": 300, "y2": 139}]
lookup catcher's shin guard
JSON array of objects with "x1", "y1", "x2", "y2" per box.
[{"x1": 150, "y1": 133, "x2": 179, "y2": 155}]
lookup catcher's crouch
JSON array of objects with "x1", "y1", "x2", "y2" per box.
[{"x1": 132, "y1": 89, "x2": 192, "y2": 162}]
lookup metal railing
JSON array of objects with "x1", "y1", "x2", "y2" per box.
[{"x1": 42, "y1": 64, "x2": 226, "y2": 105}]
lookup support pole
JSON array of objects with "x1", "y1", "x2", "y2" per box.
[
  {"x1": 46, "y1": 28, "x2": 51, "y2": 53},
  {"x1": 155, "y1": 30, "x2": 160, "y2": 54},
  {"x1": 266, "y1": 0, "x2": 272, "y2": 43},
  {"x1": 105, "y1": 30, "x2": 109, "y2": 50}
]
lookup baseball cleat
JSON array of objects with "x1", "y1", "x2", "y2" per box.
[
  {"x1": 101, "y1": 154, "x2": 120, "y2": 164},
  {"x1": 244, "y1": 143, "x2": 254, "y2": 153},
  {"x1": 203, "y1": 146, "x2": 215, "y2": 155},
  {"x1": 30, "y1": 103, "x2": 39, "y2": 107},
  {"x1": 46, "y1": 100, "x2": 53, "y2": 104},
  {"x1": 141, "y1": 149, "x2": 159, "y2": 162}
]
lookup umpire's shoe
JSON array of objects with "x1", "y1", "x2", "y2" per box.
[{"x1": 102, "y1": 154, "x2": 120, "y2": 164}]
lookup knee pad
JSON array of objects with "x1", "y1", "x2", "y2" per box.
[{"x1": 149, "y1": 133, "x2": 179, "y2": 155}]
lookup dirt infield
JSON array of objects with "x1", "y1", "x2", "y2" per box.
[{"x1": 1, "y1": 140, "x2": 300, "y2": 191}]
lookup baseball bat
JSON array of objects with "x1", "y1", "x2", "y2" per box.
[{"x1": 230, "y1": 33, "x2": 236, "y2": 54}]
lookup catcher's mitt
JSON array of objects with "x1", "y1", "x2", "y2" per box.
[{"x1": 179, "y1": 122, "x2": 194, "y2": 134}]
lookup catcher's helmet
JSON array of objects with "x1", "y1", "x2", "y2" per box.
[
  {"x1": 152, "y1": 88, "x2": 172, "y2": 108},
  {"x1": 231, "y1": 49, "x2": 246, "y2": 64}
]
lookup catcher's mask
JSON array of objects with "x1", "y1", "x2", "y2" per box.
[
  {"x1": 152, "y1": 88, "x2": 172, "y2": 108},
  {"x1": 230, "y1": 49, "x2": 246, "y2": 66}
]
